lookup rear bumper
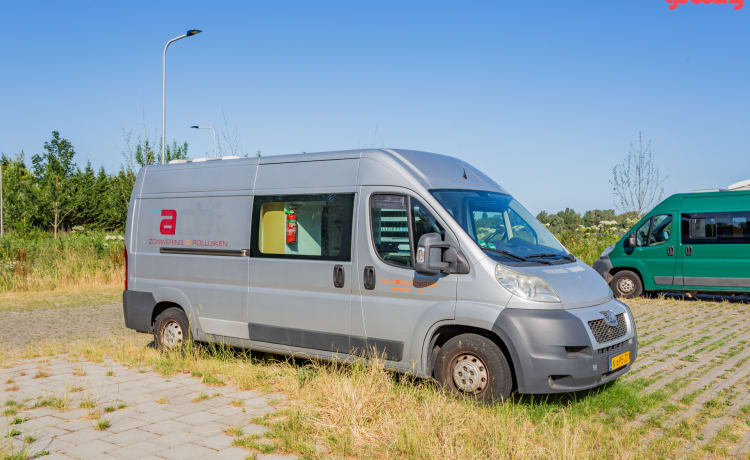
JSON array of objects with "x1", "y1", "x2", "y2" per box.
[
  {"x1": 494, "y1": 299, "x2": 638, "y2": 394},
  {"x1": 122, "y1": 290, "x2": 156, "y2": 333},
  {"x1": 593, "y1": 257, "x2": 614, "y2": 283}
]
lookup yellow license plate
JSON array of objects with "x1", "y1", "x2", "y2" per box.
[{"x1": 610, "y1": 351, "x2": 630, "y2": 371}]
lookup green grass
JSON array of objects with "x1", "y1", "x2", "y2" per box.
[
  {"x1": 94, "y1": 419, "x2": 111, "y2": 430},
  {"x1": 0, "y1": 231, "x2": 123, "y2": 312}
]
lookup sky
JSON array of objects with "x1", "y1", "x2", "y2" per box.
[{"x1": 0, "y1": 1, "x2": 747, "y2": 214}]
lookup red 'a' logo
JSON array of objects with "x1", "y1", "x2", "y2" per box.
[{"x1": 160, "y1": 210, "x2": 177, "y2": 235}]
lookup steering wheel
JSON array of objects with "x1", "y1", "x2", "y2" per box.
[{"x1": 484, "y1": 228, "x2": 507, "y2": 244}]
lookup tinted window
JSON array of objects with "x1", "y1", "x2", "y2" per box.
[
  {"x1": 371, "y1": 195, "x2": 412, "y2": 267},
  {"x1": 250, "y1": 193, "x2": 354, "y2": 261},
  {"x1": 682, "y1": 211, "x2": 750, "y2": 244}
]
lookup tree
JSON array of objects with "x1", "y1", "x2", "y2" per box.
[
  {"x1": 610, "y1": 132, "x2": 666, "y2": 217},
  {"x1": 121, "y1": 129, "x2": 189, "y2": 168},
  {"x1": 32, "y1": 131, "x2": 78, "y2": 238}
]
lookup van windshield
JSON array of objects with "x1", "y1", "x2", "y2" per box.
[{"x1": 431, "y1": 190, "x2": 571, "y2": 263}]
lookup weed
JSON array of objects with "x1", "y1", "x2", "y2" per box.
[
  {"x1": 94, "y1": 419, "x2": 111, "y2": 430},
  {"x1": 103, "y1": 406, "x2": 115, "y2": 413},
  {"x1": 224, "y1": 426, "x2": 244, "y2": 437},
  {"x1": 105, "y1": 370, "x2": 114, "y2": 377},
  {"x1": 10, "y1": 417, "x2": 28, "y2": 425},
  {"x1": 5, "y1": 428, "x2": 21, "y2": 438},
  {"x1": 192, "y1": 392, "x2": 210, "y2": 403},
  {"x1": 156, "y1": 397, "x2": 169, "y2": 405},
  {"x1": 230, "y1": 399, "x2": 244, "y2": 407},
  {"x1": 23, "y1": 435, "x2": 36, "y2": 444},
  {"x1": 32, "y1": 370, "x2": 50, "y2": 379},
  {"x1": 79, "y1": 398, "x2": 96, "y2": 409},
  {"x1": 3, "y1": 408, "x2": 17, "y2": 416}
]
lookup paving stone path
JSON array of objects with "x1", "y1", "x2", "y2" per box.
[{"x1": 0, "y1": 356, "x2": 296, "y2": 459}]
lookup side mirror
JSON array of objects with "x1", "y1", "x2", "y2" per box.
[
  {"x1": 416, "y1": 233, "x2": 470, "y2": 276},
  {"x1": 624, "y1": 233, "x2": 636, "y2": 249}
]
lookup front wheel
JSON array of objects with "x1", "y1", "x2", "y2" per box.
[
  {"x1": 610, "y1": 270, "x2": 643, "y2": 298},
  {"x1": 434, "y1": 333, "x2": 513, "y2": 403},
  {"x1": 154, "y1": 307, "x2": 191, "y2": 351}
]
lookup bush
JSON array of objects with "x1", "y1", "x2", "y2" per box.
[{"x1": 0, "y1": 231, "x2": 123, "y2": 292}]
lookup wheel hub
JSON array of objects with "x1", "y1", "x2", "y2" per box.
[
  {"x1": 452, "y1": 354, "x2": 488, "y2": 393},
  {"x1": 162, "y1": 320, "x2": 183, "y2": 348},
  {"x1": 618, "y1": 278, "x2": 635, "y2": 294}
]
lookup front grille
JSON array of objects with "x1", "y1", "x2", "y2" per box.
[{"x1": 588, "y1": 313, "x2": 627, "y2": 343}]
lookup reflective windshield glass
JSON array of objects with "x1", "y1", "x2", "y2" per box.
[{"x1": 431, "y1": 190, "x2": 568, "y2": 260}]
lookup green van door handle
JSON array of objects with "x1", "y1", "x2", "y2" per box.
[
  {"x1": 685, "y1": 246, "x2": 693, "y2": 256},
  {"x1": 667, "y1": 246, "x2": 674, "y2": 256}
]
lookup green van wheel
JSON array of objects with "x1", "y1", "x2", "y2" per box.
[{"x1": 611, "y1": 270, "x2": 643, "y2": 298}]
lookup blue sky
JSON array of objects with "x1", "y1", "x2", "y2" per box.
[{"x1": 0, "y1": 1, "x2": 747, "y2": 214}]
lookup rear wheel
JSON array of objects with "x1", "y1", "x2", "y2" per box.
[
  {"x1": 154, "y1": 307, "x2": 190, "y2": 350},
  {"x1": 434, "y1": 333, "x2": 512, "y2": 403},
  {"x1": 610, "y1": 270, "x2": 643, "y2": 298}
]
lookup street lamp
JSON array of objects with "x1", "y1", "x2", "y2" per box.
[
  {"x1": 190, "y1": 125, "x2": 217, "y2": 159},
  {"x1": 161, "y1": 29, "x2": 202, "y2": 165}
]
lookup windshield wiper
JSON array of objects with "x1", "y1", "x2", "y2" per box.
[
  {"x1": 526, "y1": 252, "x2": 576, "y2": 262},
  {"x1": 481, "y1": 247, "x2": 527, "y2": 262}
]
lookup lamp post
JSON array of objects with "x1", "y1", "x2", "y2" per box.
[
  {"x1": 161, "y1": 29, "x2": 202, "y2": 164},
  {"x1": 190, "y1": 125, "x2": 217, "y2": 159}
]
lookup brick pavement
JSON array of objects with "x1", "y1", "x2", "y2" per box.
[{"x1": 0, "y1": 356, "x2": 297, "y2": 459}]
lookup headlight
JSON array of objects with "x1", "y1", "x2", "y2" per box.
[
  {"x1": 495, "y1": 264, "x2": 560, "y2": 303},
  {"x1": 600, "y1": 245, "x2": 614, "y2": 258}
]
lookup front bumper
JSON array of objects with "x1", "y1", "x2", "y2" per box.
[
  {"x1": 593, "y1": 257, "x2": 614, "y2": 282},
  {"x1": 493, "y1": 299, "x2": 637, "y2": 394}
]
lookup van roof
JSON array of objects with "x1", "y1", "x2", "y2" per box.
[
  {"x1": 651, "y1": 189, "x2": 750, "y2": 214},
  {"x1": 139, "y1": 148, "x2": 507, "y2": 196}
]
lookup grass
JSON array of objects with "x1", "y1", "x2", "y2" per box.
[
  {"x1": 0, "y1": 294, "x2": 748, "y2": 458},
  {"x1": 94, "y1": 419, "x2": 111, "y2": 430},
  {"x1": 0, "y1": 231, "x2": 123, "y2": 313}
]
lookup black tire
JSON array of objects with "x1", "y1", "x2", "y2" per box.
[
  {"x1": 154, "y1": 307, "x2": 191, "y2": 351},
  {"x1": 610, "y1": 270, "x2": 643, "y2": 298},
  {"x1": 434, "y1": 333, "x2": 513, "y2": 403}
]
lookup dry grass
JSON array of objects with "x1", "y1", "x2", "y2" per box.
[
  {"x1": 1, "y1": 296, "x2": 749, "y2": 459},
  {"x1": 0, "y1": 285, "x2": 121, "y2": 313}
]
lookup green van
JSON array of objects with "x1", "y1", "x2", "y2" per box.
[{"x1": 593, "y1": 190, "x2": 750, "y2": 298}]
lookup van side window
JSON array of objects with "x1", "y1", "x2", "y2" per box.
[
  {"x1": 370, "y1": 195, "x2": 445, "y2": 269},
  {"x1": 411, "y1": 198, "x2": 444, "y2": 246},
  {"x1": 250, "y1": 193, "x2": 354, "y2": 261},
  {"x1": 682, "y1": 211, "x2": 750, "y2": 244},
  {"x1": 371, "y1": 195, "x2": 412, "y2": 267},
  {"x1": 647, "y1": 215, "x2": 672, "y2": 246},
  {"x1": 635, "y1": 220, "x2": 650, "y2": 247}
]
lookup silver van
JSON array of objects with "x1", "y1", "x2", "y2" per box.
[{"x1": 123, "y1": 149, "x2": 637, "y2": 401}]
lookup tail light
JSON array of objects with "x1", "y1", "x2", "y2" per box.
[{"x1": 124, "y1": 246, "x2": 128, "y2": 290}]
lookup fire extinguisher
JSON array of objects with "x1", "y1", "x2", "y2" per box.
[{"x1": 285, "y1": 209, "x2": 297, "y2": 244}]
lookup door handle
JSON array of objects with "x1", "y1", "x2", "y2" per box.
[
  {"x1": 667, "y1": 246, "x2": 674, "y2": 256},
  {"x1": 685, "y1": 246, "x2": 693, "y2": 257},
  {"x1": 333, "y1": 265, "x2": 345, "y2": 288},
  {"x1": 363, "y1": 266, "x2": 376, "y2": 290}
]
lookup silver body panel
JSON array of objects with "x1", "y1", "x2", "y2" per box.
[{"x1": 125, "y1": 148, "x2": 635, "y2": 392}]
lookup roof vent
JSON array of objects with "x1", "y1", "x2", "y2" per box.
[
  {"x1": 192, "y1": 157, "x2": 209, "y2": 162},
  {"x1": 168, "y1": 159, "x2": 189, "y2": 164},
  {"x1": 222, "y1": 155, "x2": 240, "y2": 160}
]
